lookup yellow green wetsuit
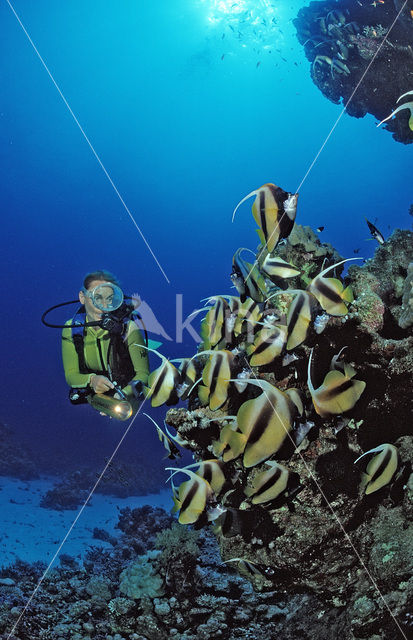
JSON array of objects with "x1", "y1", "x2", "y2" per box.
[{"x1": 62, "y1": 319, "x2": 149, "y2": 401}]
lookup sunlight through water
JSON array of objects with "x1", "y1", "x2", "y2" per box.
[{"x1": 198, "y1": 0, "x2": 286, "y2": 50}]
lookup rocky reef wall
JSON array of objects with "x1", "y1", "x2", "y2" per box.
[{"x1": 294, "y1": 0, "x2": 413, "y2": 144}]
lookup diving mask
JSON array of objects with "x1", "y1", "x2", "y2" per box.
[{"x1": 82, "y1": 282, "x2": 124, "y2": 312}]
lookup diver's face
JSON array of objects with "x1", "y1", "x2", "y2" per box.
[{"x1": 79, "y1": 279, "x2": 109, "y2": 322}]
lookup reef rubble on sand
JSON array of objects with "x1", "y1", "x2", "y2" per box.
[{"x1": 294, "y1": 0, "x2": 413, "y2": 144}]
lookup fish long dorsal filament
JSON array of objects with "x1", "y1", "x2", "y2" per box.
[
  {"x1": 377, "y1": 102, "x2": 413, "y2": 128},
  {"x1": 227, "y1": 377, "x2": 279, "y2": 394},
  {"x1": 164, "y1": 422, "x2": 188, "y2": 447},
  {"x1": 165, "y1": 467, "x2": 203, "y2": 484},
  {"x1": 143, "y1": 412, "x2": 161, "y2": 430},
  {"x1": 397, "y1": 89, "x2": 413, "y2": 103},
  {"x1": 314, "y1": 257, "x2": 362, "y2": 281},
  {"x1": 307, "y1": 349, "x2": 316, "y2": 396},
  {"x1": 265, "y1": 288, "x2": 303, "y2": 304},
  {"x1": 136, "y1": 344, "x2": 167, "y2": 363},
  {"x1": 232, "y1": 189, "x2": 258, "y2": 222},
  {"x1": 353, "y1": 443, "x2": 389, "y2": 465}
]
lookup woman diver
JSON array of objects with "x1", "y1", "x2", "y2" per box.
[{"x1": 58, "y1": 270, "x2": 149, "y2": 419}]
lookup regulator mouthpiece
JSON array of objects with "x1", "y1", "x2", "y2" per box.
[
  {"x1": 87, "y1": 393, "x2": 133, "y2": 421},
  {"x1": 83, "y1": 282, "x2": 124, "y2": 312}
]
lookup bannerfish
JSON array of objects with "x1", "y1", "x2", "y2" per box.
[
  {"x1": 224, "y1": 558, "x2": 275, "y2": 580},
  {"x1": 232, "y1": 184, "x2": 298, "y2": 253},
  {"x1": 143, "y1": 413, "x2": 181, "y2": 460},
  {"x1": 201, "y1": 294, "x2": 242, "y2": 347},
  {"x1": 316, "y1": 226, "x2": 324, "y2": 232},
  {"x1": 307, "y1": 349, "x2": 366, "y2": 417},
  {"x1": 166, "y1": 468, "x2": 215, "y2": 525},
  {"x1": 231, "y1": 248, "x2": 267, "y2": 303},
  {"x1": 175, "y1": 357, "x2": 198, "y2": 400},
  {"x1": 260, "y1": 255, "x2": 301, "y2": 282},
  {"x1": 247, "y1": 324, "x2": 288, "y2": 366},
  {"x1": 230, "y1": 378, "x2": 298, "y2": 467},
  {"x1": 326, "y1": 9, "x2": 346, "y2": 26},
  {"x1": 284, "y1": 290, "x2": 318, "y2": 350},
  {"x1": 377, "y1": 89, "x2": 413, "y2": 132},
  {"x1": 176, "y1": 459, "x2": 228, "y2": 496},
  {"x1": 200, "y1": 296, "x2": 231, "y2": 348},
  {"x1": 285, "y1": 387, "x2": 304, "y2": 416},
  {"x1": 164, "y1": 421, "x2": 191, "y2": 449},
  {"x1": 199, "y1": 349, "x2": 235, "y2": 411},
  {"x1": 354, "y1": 443, "x2": 398, "y2": 495},
  {"x1": 139, "y1": 346, "x2": 180, "y2": 407},
  {"x1": 308, "y1": 258, "x2": 360, "y2": 316},
  {"x1": 211, "y1": 419, "x2": 246, "y2": 462},
  {"x1": 365, "y1": 218, "x2": 385, "y2": 244},
  {"x1": 233, "y1": 298, "x2": 262, "y2": 338},
  {"x1": 244, "y1": 460, "x2": 300, "y2": 505}
]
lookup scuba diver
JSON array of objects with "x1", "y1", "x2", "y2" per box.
[{"x1": 42, "y1": 270, "x2": 150, "y2": 420}]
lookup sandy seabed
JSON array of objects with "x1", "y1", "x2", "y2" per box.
[{"x1": 0, "y1": 476, "x2": 171, "y2": 568}]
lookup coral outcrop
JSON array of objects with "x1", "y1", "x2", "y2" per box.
[
  {"x1": 161, "y1": 224, "x2": 413, "y2": 640},
  {"x1": 119, "y1": 551, "x2": 164, "y2": 599}
]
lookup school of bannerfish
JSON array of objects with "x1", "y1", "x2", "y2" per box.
[{"x1": 137, "y1": 182, "x2": 399, "y2": 568}]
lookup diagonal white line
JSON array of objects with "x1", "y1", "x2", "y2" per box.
[
  {"x1": 5, "y1": 0, "x2": 170, "y2": 284},
  {"x1": 241, "y1": 0, "x2": 408, "y2": 285},
  {"x1": 6, "y1": 395, "x2": 150, "y2": 640},
  {"x1": 4, "y1": 3, "x2": 172, "y2": 635},
  {"x1": 241, "y1": 359, "x2": 407, "y2": 640}
]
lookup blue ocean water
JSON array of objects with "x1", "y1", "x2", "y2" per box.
[{"x1": 0, "y1": 0, "x2": 411, "y2": 472}]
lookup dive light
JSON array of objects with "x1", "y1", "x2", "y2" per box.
[{"x1": 87, "y1": 393, "x2": 133, "y2": 421}]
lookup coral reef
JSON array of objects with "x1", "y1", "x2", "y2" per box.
[
  {"x1": 0, "y1": 506, "x2": 370, "y2": 640},
  {"x1": 119, "y1": 551, "x2": 164, "y2": 599},
  {"x1": 153, "y1": 523, "x2": 200, "y2": 594},
  {"x1": 399, "y1": 262, "x2": 413, "y2": 329},
  {"x1": 294, "y1": 0, "x2": 413, "y2": 144}
]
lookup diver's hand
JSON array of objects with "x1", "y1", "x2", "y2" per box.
[{"x1": 90, "y1": 375, "x2": 114, "y2": 394}]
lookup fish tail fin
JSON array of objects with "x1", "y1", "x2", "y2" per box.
[
  {"x1": 198, "y1": 384, "x2": 210, "y2": 406},
  {"x1": 171, "y1": 492, "x2": 181, "y2": 514},
  {"x1": 342, "y1": 285, "x2": 354, "y2": 303},
  {"x1": 256, "y1": 228, "x2": 265, "y2": 245}
]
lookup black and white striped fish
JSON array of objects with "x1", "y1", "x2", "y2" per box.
[{"x1": 232, "y1": 183, "x2": 298, "y2": 252}]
